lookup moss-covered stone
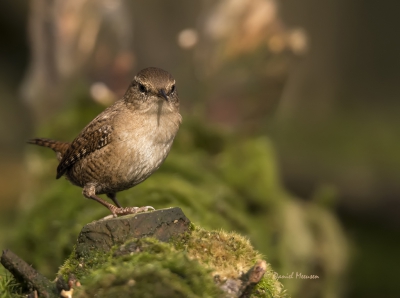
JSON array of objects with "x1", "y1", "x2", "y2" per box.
[
  {"x1": 69, "y1": 238, "x2": 222, "y2": 298},
  {"x1": 58, "y1": 226, "x2": 287, "y2": 298}
]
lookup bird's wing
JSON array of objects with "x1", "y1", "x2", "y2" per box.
[{"x1": 56, "y1": 124, "x2": 113, "y2": 179}]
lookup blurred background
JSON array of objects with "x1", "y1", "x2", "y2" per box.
[{"x1": 0, "y1": 1, "x2": 399, "y2": 297}]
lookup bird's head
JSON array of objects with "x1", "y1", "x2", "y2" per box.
[{"x1": 124, "y1": 67, "x2": 179, "y2": 114}]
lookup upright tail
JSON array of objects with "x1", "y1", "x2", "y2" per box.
[{"x1": 27, "y1": 138, "x2": 70, "y2": 161}]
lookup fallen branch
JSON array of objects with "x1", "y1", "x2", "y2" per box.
[{"x1": 1, "y1": 249, "x2": 58, "y2": 298}]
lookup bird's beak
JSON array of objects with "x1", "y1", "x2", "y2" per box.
[{"x1": 159, "y1": 89, "x2": 168, "y2": 101}]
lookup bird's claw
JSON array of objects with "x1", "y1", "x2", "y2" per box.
[{"x1": 111, "y1": 205, "x2": 155, "y2": 217}]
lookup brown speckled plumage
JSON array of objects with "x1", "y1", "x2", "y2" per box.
[{"x1": 28, "y1": 67, "x2": 181, "y2": 217}]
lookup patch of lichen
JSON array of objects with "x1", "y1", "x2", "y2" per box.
[{"x1": 57, "y1": 228, "x2": 286, "y2": 298}]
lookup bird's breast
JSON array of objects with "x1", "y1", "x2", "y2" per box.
[{"x1": 114, "y1": 116, "x2": 178, "y2": 187}]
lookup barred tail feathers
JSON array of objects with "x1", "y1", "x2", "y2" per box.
[{"x1": 27, "y1": 138, "x2": 70, "y2": 159}]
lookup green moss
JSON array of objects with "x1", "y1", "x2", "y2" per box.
[
  {"x1": 181, "y1": 227, "x2": 263, "y2": 278},
  {"x1": 0, "y1": 266, "x2": 25, "y2": 298},
  {"x1": 216, "y1": 137, "x2": 285, "y2": 208},
  {"x1": 55, "y1": 227, "x2": 287, "y2": 298},
  {"x1": 64, "y1": 238, "x2": 222, "y2": 298},
  {"x1": 178, "y1": 227, "x2": 287, "y2": 298},
  {"x1": 252, "y1": 277, "x2": 287, "y2": 298},
  {"x1": 58, "y1": 246, "x2": 110, "y2": 281}
]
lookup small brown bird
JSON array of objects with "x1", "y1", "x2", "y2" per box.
[{"x1": 28, "y1": 67, "x2": 181, "y2": 217}]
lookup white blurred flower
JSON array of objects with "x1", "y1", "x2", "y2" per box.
[{"x1": 177, "y1": 28, "x2": 199, "y2": 49}]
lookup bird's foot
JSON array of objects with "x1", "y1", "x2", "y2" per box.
[
  {"x1": 84, "y1": 190, "x2": 155, "y2": 219},
  {"x1": 109, "y1": 205, "x2": 155, "y2": 218}
]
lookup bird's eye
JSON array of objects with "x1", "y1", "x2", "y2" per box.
[
  {"x1": 170, "y1": 84, "x2": 175, "y2": 94},
  {"x1": 138, "y1": 83, "x2": 146, "y2": 93}
]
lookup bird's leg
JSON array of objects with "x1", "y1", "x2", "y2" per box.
[
  {"x1": 83, "y1": 185, "x2": 154, "y2": 217},
  {"x1": 106, "y1": 192, "x2": 122, "y2": 208}
]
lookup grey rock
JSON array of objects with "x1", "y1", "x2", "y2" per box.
[{"x1": 75, "y1": 207, "x2": 190, "y2": 257}]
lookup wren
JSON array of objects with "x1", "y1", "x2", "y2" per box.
[{"x1": 28, "y1": 67, "x2": 182, "y2": 217}]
